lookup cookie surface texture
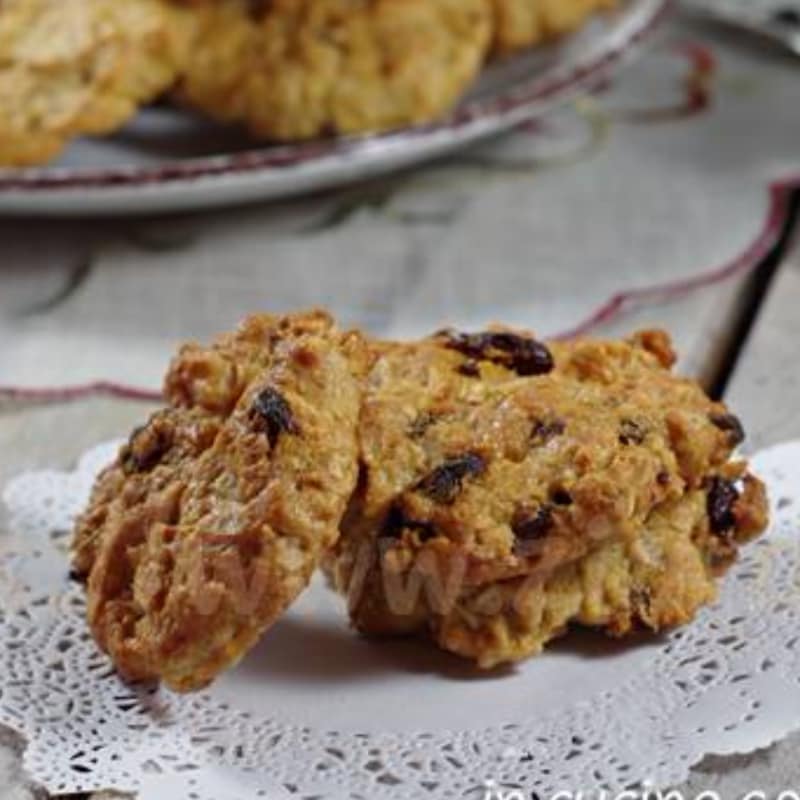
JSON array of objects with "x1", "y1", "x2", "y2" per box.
[{"x1": 74, "y1": 311, "x2": 367, "y2": 691}]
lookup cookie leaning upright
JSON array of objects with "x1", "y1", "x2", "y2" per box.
[
  {"x1": 0, "y1": 0, "x2": 194, "y2": 166},
  {"x1": 175, "y1": 0, "x2": 492, "y2": 140},
  {"x1": 73, "y1": 311, "x2": 368, "y2": 692},
  {"x1": 325, "y1": 327, "x2": 769, "y2": 668}
]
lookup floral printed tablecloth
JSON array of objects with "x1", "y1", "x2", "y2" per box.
[{"x1": 0, "y1": 16, "x2": 798, "y2": 400}]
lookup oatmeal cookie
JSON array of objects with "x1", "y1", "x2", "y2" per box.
[
  {"x1": 73, "y1": 310, "x2": 350, "y2": 577},
  {"x1": 489, "y1": 0, "x2": 618, "y2": 55},
  {"x1": 0, "y1": 0, "x2": 193, "y2": 166},
  {"x1": 74, "y1": 311, "x2": 367, "y2": 691},
  {"x1": 176, "y1": 0, "x2": 492, "y2": 140},
  {"x1": 325, "y1": 327, "x2": 769, "y2": 667}
]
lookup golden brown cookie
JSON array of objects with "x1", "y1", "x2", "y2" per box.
[
  {"x1": 73, "y1": 311, "x2": 351, "y2": 577},
  {"x1": 489, "y1": 0, "x2": 618, "y2": 55},
  {"x1": 76, "y1": 313, "x2": 769, "y2": 681},
  {"x1": 176, "y1": 0, "x2": 493, "y2": 140},
  {"x1": 74, "y1": 311, "x2": 367, "y2": 691},
  {"x1": 0, "y1": 0, "x2": 193, "y2": 166},
  {"x1": 325, "y1": 328, "x2": 769, "y2": 668}
]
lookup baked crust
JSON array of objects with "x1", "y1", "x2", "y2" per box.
[
  {"x1": 490, "y1": 0, "x2": 618, "y2": 54},
  {"x1": 74, "y1": 315, "x2": 769, "y2": 684},
  {"x1": 175, "y1": 0, "x2": 492, "y2": 139},
  {"x1": 74, "y1": 311, "x2": 367, "y2": 691},
  {"x1": 325, "y1": 327, "x2": 769, "y2": 667},
  {"x1": 0, "y1": 0, "x2": 193, "y2": 166}
]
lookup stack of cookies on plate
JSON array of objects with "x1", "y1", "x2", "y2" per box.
[
  {"x1": 1, "y1": 0, "x2": 617, "y2": 166},
  {"x1": 73, "y1": 310, "x2": 768, "y2": 692}
]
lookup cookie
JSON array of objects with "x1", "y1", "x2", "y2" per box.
[
  {"x1": 325, "y1": 328, "x2": 769, "y2": 667},
  {"x1": 74, "y1": 311, "x2": 367, "y2": 691},
  {"x1": 176, "y1": 0, "x2": 492, "y2": 140},
  {"x1": 73, "y1": 311, "x2": 341, "y2": 578},
  {"x1": 0, "y1": 0, "x2": 193, "y2": 166},
  {"x1": 76, "y1": 315, "x2": 769, "y2": 680},
  {"x1": 489, "y1": 0, "x2": 618, "y2": 54}
]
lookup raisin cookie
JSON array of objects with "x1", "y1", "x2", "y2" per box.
[
  {"x1": 325, "y1": 328, "x2": 768, "y2": 667},
  {"x1": 74, "y1": 311, "x2": 367, "y2": 691},
  {"x1": 0, "y1": 0, "x2": 193, "y2": 166},
  {"x1": 73, "y1": 310, "x2": 349, "y2": 576},
  {"x1": 176, "y1": 0, "x2": 492, "y2": 140},
  {"x1": 490, "y1": 0, "x2": 618, "y2": 54}
]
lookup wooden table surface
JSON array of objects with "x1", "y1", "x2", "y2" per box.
[{"x1": 1, "y1": 10, "x2": 799, "y2": 799}]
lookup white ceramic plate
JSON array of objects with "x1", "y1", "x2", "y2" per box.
[{"x1": 0, "y1": 0, "x2": 669, "y2": 217}]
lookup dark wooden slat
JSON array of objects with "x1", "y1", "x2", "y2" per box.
[{"x1": 725, "y1": 241, "x2": 800, "y2": 452}]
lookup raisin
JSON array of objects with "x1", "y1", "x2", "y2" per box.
[
  {"x1": 416, "y1": 453, "x2": 486, "y2": 504},
  {"x1": 656, "y1": 470, "x2": 670, "y2": 486},
  {"x1": 246, "y1": 0, "x2": 270, "y2": 20},
  {"x1": 706, "y1": 476, "x2": 740, "y2": 535},
  {"x1": 250, "y1": 387, "x2": 299, "y2": 448},
  {"x1": 68, "y1": 568, "x2": 87, "y2": 584},
  {"x1": 512, "y1": 504, "x2": 554, "y2": 543},
  {"x1": 121, "y1": 423, "x2": 172, "y2": 474},
  {"x1": 440, "y1": 329, "x2": 554, "y2": 377},
  {"x1": 709, "y1": 412, "x2": 745, "y2": 448},
  {"x1": 531, "y1": 419, "x2": 566, "y2": 446},
  {"x1": 456, "y1": 360, "x2": 481, "y2": 378},
  {"x1": 380, "y1": 504, "x2": 436, "y2": 542},
  {"x1": 619, "y1": 419, "x2": 647, "y2": 445},
  {"x1": 551, "y1": 488, "x2": 573, "y2": 507}
]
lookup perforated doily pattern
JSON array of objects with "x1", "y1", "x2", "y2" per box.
[{"x1": 2, "y1": 441, "x2": 800, "y2": 799}]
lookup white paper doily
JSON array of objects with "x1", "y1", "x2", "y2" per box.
[{"x1": 2, "y1": 440, "x2": 800, "y2": 799}]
